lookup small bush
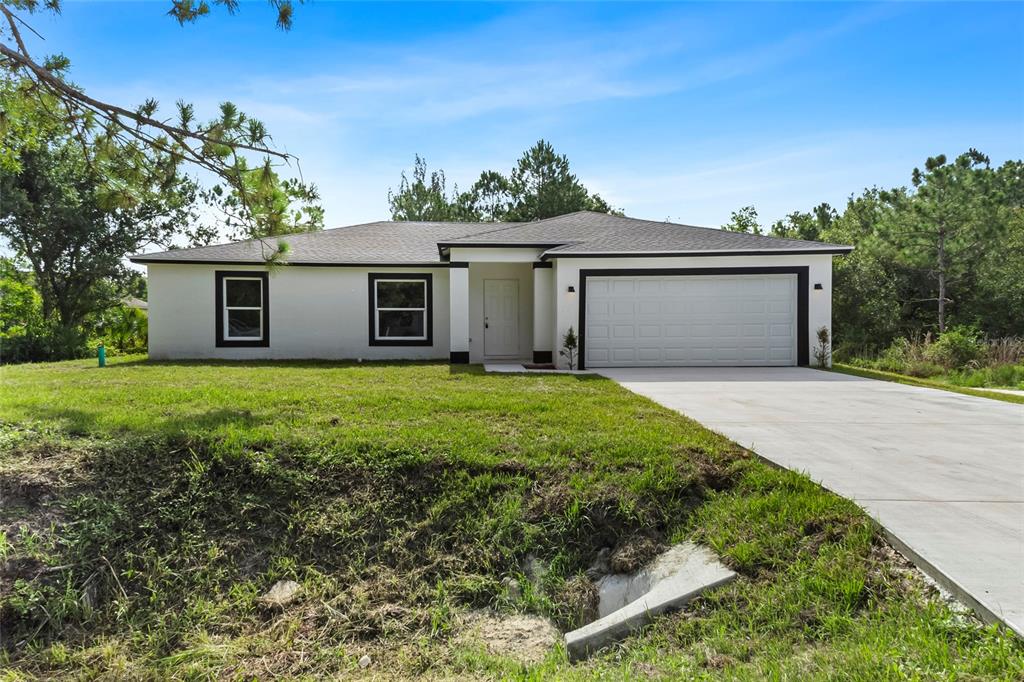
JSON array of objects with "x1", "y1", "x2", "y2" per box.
[
  {"x1": 873, "y1": 337, "x2": 928, "y2": 374},
  {"x1": 95, "y1": 306, "x2": 148, "y2": 353},
  {"x1": 989, "y1": 363, "x2": 1024, "y2": 388},
  {"x1": 903, "y1": 360, "x2": 945, "y2": 378},
  {"x1": 0, "y1": 324, "x2": 89, "y2": 364},
  {"x1": 924, "y1": 326, "x2": 984, "y2": 369},
  {"x1": 947, "y1": 363, "x2": 1024, "y2": 389}
]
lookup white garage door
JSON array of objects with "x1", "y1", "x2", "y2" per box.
[{"x1": 584, "y1": 274, "x2": 797, "y2": 367}]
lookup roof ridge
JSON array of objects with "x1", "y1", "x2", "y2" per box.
[
  {"x1": 583, "y1": 211, "x2": 849, "y2": 249},
  {"x1": 447, "y1": 220, "x2": 527, "y2": 240},
  {"x1": 445, "y1": 209, "x2": 605, "y2": 242}
]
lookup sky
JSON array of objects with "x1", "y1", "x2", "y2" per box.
[{"x1": 20, "y1": 0, "x2": 1024, "y2": 231}]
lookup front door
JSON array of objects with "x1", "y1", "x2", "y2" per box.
[{"x1": 484, "y1": 279, "x2": 519, "y2": 358}]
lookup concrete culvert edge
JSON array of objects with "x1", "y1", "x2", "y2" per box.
[{"x1": 564, "y1": 542, "x2": 736, "y2": 660}]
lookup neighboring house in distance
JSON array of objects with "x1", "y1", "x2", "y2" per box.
[
  {"x1": 129, "y1": 211, "x2": 852, "y2": 369},
  {"x1": 121, "y1": 297, "x2": 148, "y2": 310}
]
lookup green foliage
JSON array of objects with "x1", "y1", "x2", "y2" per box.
[
  {"x1": 947, "y1": 363, "x2": 1024, "y2": 390},
  {"x1": 878, "y1": 150, "x2": 1003, "y2": 332},
  {"x1": 833, "y1": 363, "x2": 1024, "y2": 404},
  {"x1": 488, "y1": 140, "x2": 617, "y2": 222},
  {"x1": 558, "y1": 326, "x2": 578, "y2": 370},
  {"x1": 923, "y1": 326, "x2": 984, "y2": 369},
  {"x1": 749, "y1": 150, "x2": 1022, "y2": 351},
  {"x1": 857, "y1": 328, "x2": 987, "y2": 374},
  {"x1": 2, "y1": 4, "x2": 314, "y2": 240},
  {"x1": 95, "y1": 305, "x2": 148, "y2": 353},
  {"x1": 875, "y1": 339, "x2": 944, "y2": 377},
  {"x1": 0, "y1": 257, "x2": 90, "y2": 363},
  {"x1": 168, "y1": 0, "x2": 299, "y2": 30},
  {"x1": 0, "y1": 256, "x2": 39, "y2": 337},
  {"x1": 813, "y1": 326, "x2": 830, "y2": 368},
  {"x1": 770, "y1": 203, "x2": 836, "y2": 241},
  {"x1": 841, "y1": 328, "x2": 1024, "y2": 393},
  {"x1": 721, "y1": 205, "x2": 762, "y2": 234},
  {"x1": 389, "y1": 140, "x2": 619, "y2": 223},
  {"x1": 387, "y1": 155, "x2": 475, "y2": 222},
  {"x1": 206, "y1": 157, "x2": 324, "y2": 240},
  {"x1": 0, "y1": 111, "x2": 195, "y2": 335}
]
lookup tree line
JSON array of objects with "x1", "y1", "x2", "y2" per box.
[
  {"x1": 388, "y1": 140, "x2": 619, "y2": 223},
  {"x1": 0, "y1": 75, "x2": 322, "y2": 362},
  {"x1": 721, "y1": 150, "x2": 1022, "y2": 352}
]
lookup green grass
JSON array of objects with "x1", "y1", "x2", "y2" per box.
[
  {"x1": 1, "y1": 356, "x2": 1020, "y2": 680},
  {"x1": 832, "y1": 363, "x2": 1024, "y2": 405}
]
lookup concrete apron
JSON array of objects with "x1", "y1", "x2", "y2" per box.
[{"x1": 564, "y1": 543, "x2": 735, "y2": 660}]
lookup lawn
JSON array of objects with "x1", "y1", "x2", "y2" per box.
[
  {"x1": 0, "y1": 357, "x2": 1020, "y2": 680},
  {"x1": 832, "y1": 364, "x2": 1024, "y2": 405}
]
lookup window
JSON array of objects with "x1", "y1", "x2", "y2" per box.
[
  {"x1": 215, "y1": 271, "x2": 270, "y2": 347},
  {"x1": 368, "y1": 273, "x2": 433, "y2": 346}
]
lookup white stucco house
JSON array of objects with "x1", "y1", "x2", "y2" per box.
[{"x1": 130, "y1": 211, "x2": 852, "y2": 369}]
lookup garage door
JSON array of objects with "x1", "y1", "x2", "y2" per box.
[{"x1": 584, "y1": 274, "x2": 797, "y2": 367}]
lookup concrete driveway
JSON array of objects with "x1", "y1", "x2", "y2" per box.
[{"x1": 596, "y1": 366, "x2": 1024, "y2": 636}]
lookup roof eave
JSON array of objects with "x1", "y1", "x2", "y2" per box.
[
  {"x1": 130, "y1": 258, "x2": 453, "y2": 268},
  {"x1": 540, "y1": 247, "x2": 854, "y2": 260}
]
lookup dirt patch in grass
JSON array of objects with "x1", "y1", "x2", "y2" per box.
[
  {"x1": 456, "y1": 611, "x2": 561, "y2": 665},
  {"x1": 609, "y1": 534, "x2": 663, "y2": 574}
]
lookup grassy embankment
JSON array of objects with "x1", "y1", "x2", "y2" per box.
[{"x1": 1, "y1": 357, "x2": 1020, "y2": 679}]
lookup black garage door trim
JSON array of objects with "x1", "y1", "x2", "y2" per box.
[{"x1": 577, "y1": 267, "x2": 809, "y2": 370}]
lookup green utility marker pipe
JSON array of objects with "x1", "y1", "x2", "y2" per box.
[{"x1": 98, "y1": 343, "x2": 106, "y2": 367}]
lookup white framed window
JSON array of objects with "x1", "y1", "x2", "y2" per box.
[
  {"x1": 216, "y1": 271, "x2": 269, "y2": 347},
  {"x1": 369, "y1": 274, "x2": 432, "y2": 346}
]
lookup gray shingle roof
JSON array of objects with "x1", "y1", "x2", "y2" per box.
[
  {"x1": 130, "y1": 220, "x2": 519, "y2": 265},
  {"x1": 130, "y1": 211, "x2": 851, "y2": 265},
  {"x1": 439, "y1": 212, "x2": 852, "y2": 256}
]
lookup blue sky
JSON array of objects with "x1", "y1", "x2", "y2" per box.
[{"x1": 25, "y1": 1, "x2": 1024, "y2": 229}]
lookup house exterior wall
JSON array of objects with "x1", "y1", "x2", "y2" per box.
[
  {"x1": 447, "y1": 247, "x2": 544, "y2": 263},
  {"x1": 467, "y1": 261, "x2": 534, "y2": 363},
  {"x1": 550, "y1": 254, "x2": 834, "y2": 369},
  {"x1": 532, "y1": 266, "x2": 555, "y2": 362},
  {"x1": 147, "y1": 263, "x2": 451, "y2": 360},
  {"x1": 146, "y1": 252, "x2": 834, "y2": 367}
]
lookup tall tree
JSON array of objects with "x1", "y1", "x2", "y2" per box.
[
  {"x1": 951, "y1": 159, "x2": 1024, "y2": 336},
  {"x1": 389, "y1": 140, "x2": 619, "y2": 223},
  {"x1": 721, "y1": 205, "x2": 762, "y2": 234},
  {"x1": 0, "y1": 120, "x2": 198, "y2": 338},
  {"x1": 822, "y1": 189, "x2": 910, "y2": 351},
  {"x1": 490, "y1": 140, "x2": 616, "y2": 221},
  {"x1": 387, "y1": 155, "x2": 473, "y2": 222},
  {"x1": 770, "y1": 203, "x2": 837, "y2": 241},
  {"x1": 880, "y1": 150, "x2": 1001, "y2": 332},
  {"x1": 0, "y1": 0, "x2": 312, "y2": 238}
]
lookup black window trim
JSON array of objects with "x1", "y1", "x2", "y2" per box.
[
  {"x1": 368, "y1": 273, "x2": 434, "y2": 347},
  {"x1": 215, "y1": 270, "x2": 270, "y2": 348}
]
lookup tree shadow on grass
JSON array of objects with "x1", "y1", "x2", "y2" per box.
[
  {"x1": 18, "y1": 404, "x2": 261, "y2": 438},
  {"x1": 104, "y1": 358, "x2": 454, "y2": 371},
  {"x1": 447, "y1": 364, "x2": 605, "y2": 382}
]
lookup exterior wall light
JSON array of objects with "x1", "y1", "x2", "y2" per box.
[
  {"x1": 813, "y1": 283, "x2": 823, "y2": 290},
  {"x1": 567, "y1": 285, "x2": 576, "y2": 293}
]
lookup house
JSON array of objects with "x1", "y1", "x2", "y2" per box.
[{"x1": 129, "y1": 211, "x2": 852, "y2": 369}]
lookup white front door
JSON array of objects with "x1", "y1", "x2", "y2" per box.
[{"x1": 484, "y1": 279, "x2": 519, "y2": 357}]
